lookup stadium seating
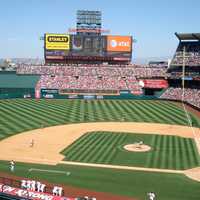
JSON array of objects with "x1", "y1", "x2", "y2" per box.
[
  {"x1": 16, "y1": 65, "x2": 167, "y2": 93},
  {"x1": 17, "y1": 65, "x2": 167, "y2": 78},
  {"x1": 160, "y1": 87, "x2": 200, "y2": 108},
  {"x1": 171, "y1": 42, "x2": 200, "y2": 66}
]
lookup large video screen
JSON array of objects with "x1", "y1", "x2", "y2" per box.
[
  {"x1": 70, "y1": 35, "x2": 104, "y2": 56},
  {"x1": 45, "y1": 34, "x2": 132, "y2": 61}
]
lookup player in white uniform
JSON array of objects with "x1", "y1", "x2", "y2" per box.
[
  {"x1": 26, "y1": 180, "x2": 32, "y2": 190},
  {"x1": 147, "y1": 192, "x2": 156, "y2": 200},
  {"x1": 52, "y1": 186, "x2": 58, "y2": 195},
  {"x1": 57, "y1": 187, "x2": 63, "y2": 196},
  {"x1": 40, "y1": 184, "x2": 46, "y2": 193},
  {"x1": 21, "y1": 180, "x2": 27, "y2": 189},
  {"x1": 36, "y1": 181, "x2": 41, "y2": 192},
  {"x1": 31, "y1": 180, "x2": 36, "y2": 191},
  {"x1": 10, "y1": 160, "x2": 15, "y2": 172}
]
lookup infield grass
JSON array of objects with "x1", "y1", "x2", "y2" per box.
[{"x1": 61, "y1": 131, "x2": 200, "y2": 170}]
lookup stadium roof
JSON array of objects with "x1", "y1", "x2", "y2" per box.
[{"x1": 175, "y1": 33, "x2": 200, "y2": 41}]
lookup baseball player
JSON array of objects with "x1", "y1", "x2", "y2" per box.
[
  {"x1": 52, "y1": 186, "x2": 58, "y2": 195},
  {"x1": 57, "y1": 187, "x2": 63, "y2": 196},
  {"x1": 31, "y1": 180, "x2": 36, "y2": 191},
  {"x1": 36, "y1": 181, "x2": 41, "y2": 192},
  {"x1": 40, "y1": 183, "x2": 46, "y2": 193},
  {"x1": 26, "y1": 180, "x2": 32, "y2": 190},
  {"x1": 21, "y1": 180, "x2": 27, "y2": 189},
  {"x1": 147, "y1": 192, "x2": 156, "y2": 200},
  {"x1": 9, "y1": 160, "x2": 15, "y2": 172},
  {"x1": 29, "y1": 139, "x2": 34, "y2": 147}
]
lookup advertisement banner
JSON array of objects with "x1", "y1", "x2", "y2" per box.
[
  {"x1": 107, "y1": 36, "x2": 131, "y2": 52},
  {"x1": 45, "y1": 50, "x2": 67, "y2": 56},
  {"x1": 139, "y1": 79, "x2": 168, "y2": 88},
  {"x1": 45, "y1": 34, "x2": 70, "y2": 50},
  {"x1": 83, "y1": 95, "x2": 95, "y2": 100},
  {"x1": 45, "y1": 56, "x2": 64, "y2": 60},
  {"x1": 0, "y1": 184, "x2": 69, "y2": 200},
  {"x1": 131, "y1": 90, "x2": 143, "y2": 95}
]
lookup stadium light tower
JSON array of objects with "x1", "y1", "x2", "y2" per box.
[{"x1": 76, "y1": 10, "x2": 102, "y2": 36}]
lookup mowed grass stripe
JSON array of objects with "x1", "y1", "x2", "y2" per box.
[
  {"x1": 186, "y1": 139, "x2": 197, "y2": 167},
  {"x1": 104, "y1": 133, "x2": 127, "y2": 164},
  {"x1": 126, "y1": 100, "x2": 151, "y2": 122},
  {"x1": 156, "y1": 101, "x2": 200, "y2": 126},
  {"x1": 0, "y1": 105, "x2": 34, "y2": 133},
  {"x1": 61, "y1": 132, "x2": 91, "y2": 157},
  {"x1": 142, "y1": 100, "x2": 187, "y2": 125},
  {"x1": 129, "y1": 101, "x2": 153, "y2": 122},
  {"x1": 150, "y1": 101, "x2": 189, "y2": 125},
  {"x1": 120, "y1": 101, "x2": 139, "y2": 122},
  {"x1": 145, "y1": 135, "x2": 157, "y2": 167},
  {"x1": 96, "y1": 133, "x2": 126, "y2": 163},
  {"x1": 83, "y1": 132, "x2": 117, "y2": 163},
  {"x1": 11, "y1": 100, "x2": 65, "y2": 124},
  {"x1": 64, "y1": 133, "x2": 96, "y2": 160},
  {"x1": 0, "y1": 103, "x2": 43, "y2": 128},
  {"x1": 180, "y1": 138, "x2": 189, "y2": 169},
  {"x1": 80, "y1": 133, "x2": 110, "y2": 162},
  {"x1": 75, "y1": 134, "x2": 108, "y2": 162},
  {"x1": 96, "y1": 133, "x2": 126, "y2": 164},
  {"x1": 138, "y1": 101, "x2": 173, "y2": 124}
]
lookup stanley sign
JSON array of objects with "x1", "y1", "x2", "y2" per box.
[{"x1": 45, "y1": 34, "x2": 70, "y2": 50}]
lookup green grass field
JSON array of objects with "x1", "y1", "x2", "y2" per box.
[
  {"x1": 0, "y1": 99, "x2": 200, "y2": 140},
  {"x1": 61, "y1": 131, "x2": 200, "y2": 170},
  {"x1": 0, "y1": 99, "x2": 200, "y2": 200},
  {"x1": 0, "y1": 161, "x2": 200, "y2": 200}
]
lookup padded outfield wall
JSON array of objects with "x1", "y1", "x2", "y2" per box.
[{"x1": 0, "y1": 72, "x2": 40, "y2": 99}]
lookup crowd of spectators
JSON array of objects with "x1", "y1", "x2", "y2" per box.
[
  {"x1": 160, "y1": 87, "x2": 200, "y2": 108},
  {"x1": 169, "y1": 71, "x2": 200, "y2": 79},
  {"x1": 171, "y1": 52, "x2": 200, "y2": 66},
  {"x1": 17, "y1": 64, "x2": 167, "y2": 78},
  {"x1": 170, "y1": 43, "x2": 200, "y2": 66},
  {"x1": 38, "y1": 75, "x2": 142, "y2": 92},
  {"x1": 16, "y1": 64, "x2": 169, "y2": 94}
]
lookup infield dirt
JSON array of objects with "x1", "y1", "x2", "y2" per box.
[{"x1": 0, "y1": 122, "x2": 200, "y2": 181}]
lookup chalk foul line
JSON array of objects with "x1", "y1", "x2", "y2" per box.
[
  {"x1": 28, "y1": 168, "x2": 71, "y2": 176},
  {"x1": 59, "y1": 161, "x2": 183, "y2": 174}
]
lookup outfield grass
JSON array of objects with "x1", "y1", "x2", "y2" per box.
[
  {"x1": 62, "y1": 131, "x2": 200, "y2": 170},
  {"x1": 0, "y1": 99, "x2": 200, "y2": 140},
  {"x1": 0, "y1": 160, "x2": 200, "y2": 200}
]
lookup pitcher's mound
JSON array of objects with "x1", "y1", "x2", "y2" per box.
[{"x1": 124, "y1": 143, "x2": 151, "y2": 152}]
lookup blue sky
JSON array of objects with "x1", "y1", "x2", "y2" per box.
[{"x1": 0, "y1": 0, "x2": 200, "y2": 60}]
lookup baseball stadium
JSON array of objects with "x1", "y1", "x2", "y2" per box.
[{"x1": 0, "y1": 9, "x2": 200, "y2": 200}]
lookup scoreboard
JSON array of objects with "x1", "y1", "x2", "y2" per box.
[{"x1": 44, "y1": 34, "x2": 132, "y2": 63}]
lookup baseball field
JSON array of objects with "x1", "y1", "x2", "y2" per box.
[{"x1": 0, "y1": 99, "x2": 200, "y2": 200}]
